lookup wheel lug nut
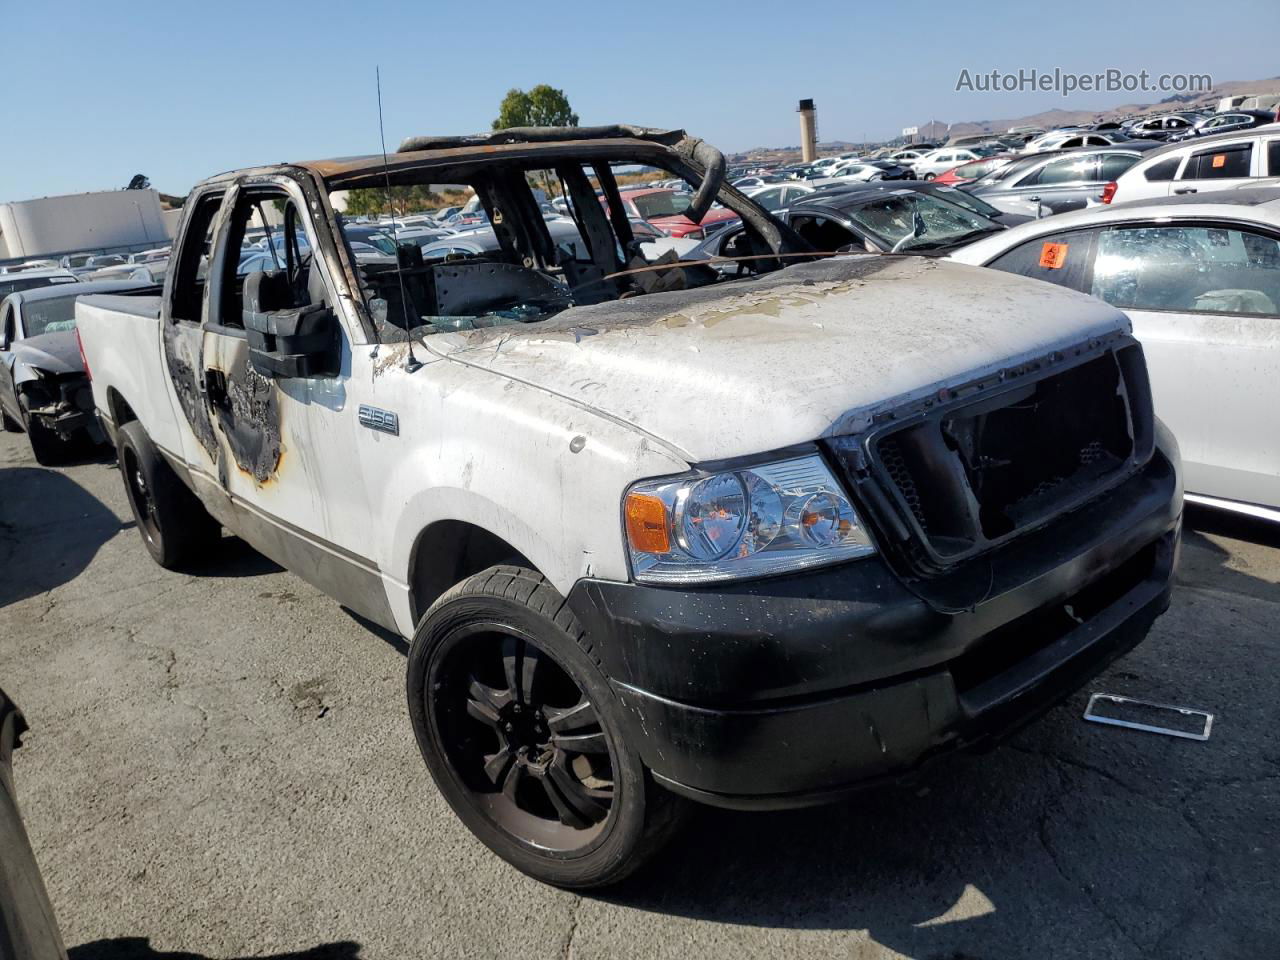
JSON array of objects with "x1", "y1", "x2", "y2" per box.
[
  {"x1": 513, "y1": 704, "x2": 522, "y2": 713},
  {"x1": 503, "y1": 723, "x2": 513, "y2": 732}
]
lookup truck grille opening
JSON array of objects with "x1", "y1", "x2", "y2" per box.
[{"x1": 870, "y1": 346, "x2": 1153, "y2": 569}]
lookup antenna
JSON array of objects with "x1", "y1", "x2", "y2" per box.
[{"x1": 377, "y1": 66, "x2": 422, "y2": 373}]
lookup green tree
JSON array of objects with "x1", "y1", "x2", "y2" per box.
[
  {"x1": 492, "y1": 85, "x2": 579, "y2": 130},
  {"x1": 341, "y1": 185, "x2": 444, "y2": 217}
]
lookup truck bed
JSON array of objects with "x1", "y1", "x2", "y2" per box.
[{"x1": 76, "y1": 294, "x2": 182, "y2": 455}]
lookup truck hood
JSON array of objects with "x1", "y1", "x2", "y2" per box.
[
  {"x1": 12, "y1": 332, "x2": 83, "y2": 377},
  {"x1": 426, "y1": 257, "x2": 1129, "y2": 463}
]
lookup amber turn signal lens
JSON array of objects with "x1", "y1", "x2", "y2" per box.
[{"x1": 625, "y1": 493, "x2": 670, "y2": 554}]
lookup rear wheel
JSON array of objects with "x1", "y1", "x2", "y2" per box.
[
  {"x1": 407, "y1": 565, "x2": 687, "y2": 888},
  {"x1": 117, "y1": 421, "x2": 221, "y2": 569}
]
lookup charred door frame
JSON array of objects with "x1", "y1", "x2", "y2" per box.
[{"x1": 167, "y1": 174, "x2": 396, "y2": 630}]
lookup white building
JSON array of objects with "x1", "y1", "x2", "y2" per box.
[{"x1": 0, "y1": 189, "x2": 172, "y2": 260}]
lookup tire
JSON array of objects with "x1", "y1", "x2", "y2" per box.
[
  {"x1": 116, "y1": 421, "x2": 221, "y2": 569},
  {"x1": 924, "y1": 173, "x2": 936, "y2": 181},
  {"x1": 18, "y1": 398, "x2": 65, "y2": 467},
  {"x1": 407, "y1": 565, "x2": 688, "y2": 888}
]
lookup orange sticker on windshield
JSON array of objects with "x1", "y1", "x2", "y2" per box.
[
  {"x1": 1212, "y1": 154, "x2": 1227, "y2": 168},
  {"x1": 1039, "y1": 242, "x2": 1069, "y2": 269}
]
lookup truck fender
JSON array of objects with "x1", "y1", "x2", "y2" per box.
[{"x1": 384, "y1": 485, "x2": 563, "y2": 635}]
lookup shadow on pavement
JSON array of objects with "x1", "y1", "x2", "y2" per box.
[
  {"x1": 601, "y1": 751, "x2": 1066, "y2": 955},
  {"x1": 180, "y1": 534, "x2": 285, "y2": 579},
  {"x1": 1179, "y1": 506, "x2": 1280, "y2": 604},
  {"x1": 69, "y1": 938, "x2": 362, "y2": 960},
  {"x1": 1184, "y1": 503, "x2": 1280, "y2": 549},
  {"x1": 342, "y1": 607, "x2": 409, "y2": 657},
  {"x1": 0, "y1": 467, "x2": 124, "y2": 609}
]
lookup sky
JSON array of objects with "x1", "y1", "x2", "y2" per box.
[{"x1": 2, "y1": 0, "x2": 1277, "y2": 201}]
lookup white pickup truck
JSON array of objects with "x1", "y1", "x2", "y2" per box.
[{"x1": 76, "y1": 125, "x2": 1182, "y2": 888}]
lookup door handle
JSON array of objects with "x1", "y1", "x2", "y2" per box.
[
  {"x1": 204, "y1": 369, "x2": 230, "y2": 410},
  {"x1": 1174, "y1": 187, "x2": 1197, "y2": 194}
]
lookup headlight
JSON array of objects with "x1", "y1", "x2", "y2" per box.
[{"x1": 624, "y1": 454, "x2": 875, "y2": 584}]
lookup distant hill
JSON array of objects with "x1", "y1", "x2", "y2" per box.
[
  {"x1": 914, "y1": 75, "x2": 1280, "y2": 142},
  {"x1": 736, "y1": 75, "x2": 1280, "y2": 160}
]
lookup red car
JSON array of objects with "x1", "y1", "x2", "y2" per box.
[
  {"x1": 611, "y1": 188, "x2": 740, "y2": 239},
  {"x1": 931, "y1": 154, "x2": 1016, "y2": 187}
]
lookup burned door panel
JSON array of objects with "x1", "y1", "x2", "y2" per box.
[
  {"x1": 193, "y1": 174, "x2": 378, "y2": 602},
  {"x1": 162, "y1": 320, "x2": 219, "y2": 462},
  {"x1": 201, "y1": 333, "x2": 283, "y2": 485}
]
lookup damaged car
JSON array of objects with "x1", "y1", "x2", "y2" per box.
[
  {"x1": 0, "y1": 685, "x2": 68, "y2": 960},
  {"x1": 74, "y1": 125, "x2": 1183, "y2": 888},
  {"x1": 0, "y1": 280, "x2": 154, "y2": 464}
]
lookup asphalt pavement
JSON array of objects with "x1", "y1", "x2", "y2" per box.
[{"x1": 1, "y1": 428, "x2": 1276, "y2": 960}]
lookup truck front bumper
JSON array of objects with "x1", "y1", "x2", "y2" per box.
[{"x1": 567, "y1": 444, "x2": 1180, "y2": 810}]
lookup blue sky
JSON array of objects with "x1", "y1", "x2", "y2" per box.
[{"x1": 3, "y1": 0, "x2": 1276, "y2": 201}]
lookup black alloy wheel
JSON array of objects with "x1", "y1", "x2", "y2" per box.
[
  {"x1": 408, "y1": 565, "x2": 687, "y2": 887},
  {"x1": 436, "y1": 628, "x2": 615, "y2": 848},
  {"x1": 122, "y1": 443, "x2": 162, "y2": 547}
]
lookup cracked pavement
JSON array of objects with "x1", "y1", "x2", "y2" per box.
[{"x1": 1, "y1": 429, "x2": 1277, "y2": 960}]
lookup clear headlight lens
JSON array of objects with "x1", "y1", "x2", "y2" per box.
[{"x1": 624, "y1": 454, "x2": 876, "y2": 584}]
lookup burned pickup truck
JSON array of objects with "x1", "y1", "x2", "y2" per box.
[{"x1": 74, "y1": 126, "x2": 1182, "y2": 888}]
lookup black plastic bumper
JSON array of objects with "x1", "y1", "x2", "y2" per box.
[{"x1": 567, "y1": 445, "x2": 1181, "y2": 810}]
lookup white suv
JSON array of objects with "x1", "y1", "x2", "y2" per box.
[
  {"x1": 911, "y1": 148, "x2": 981, "y2": 179},
  {"x1": 1110, "y1": 124, "x2": 1280, "y2": 203}
]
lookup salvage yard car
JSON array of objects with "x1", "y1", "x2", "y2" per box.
[
  {"x1": 949, "y1": 189, "x2": 1280, "y2": 521},
  {"x1": 964, "y1": 144, "x2": 1160, "y2": 218},
  {"x1": 0, "y1": 279, "x2": 151, "y2": 462},
  {"x1": 1108, "y1": 124, "x2": 1280, "y2": 203},
  {"x1": 75, "y1": 124, "x2": 1183, "y2": 889},
  {"x1": 781, "y1": 183, "x2": 1011, "y2": 255},
  {"x1": 0, "y1": 685, "x2": 68, "y2": 957},
  {"x1": 611, "y1": 186, "x2": 739, "y2": 238}
]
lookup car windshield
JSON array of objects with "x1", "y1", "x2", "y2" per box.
[
  {"x1": 21, "y1": 296, "x2": 79, "y2": 337},
  {"x1": 632, "y1": 192, "x2": 692, "y2": 219},
  {"x1": 845, "y1": 192, "x2": 1001, "y2": 251},
  {"x1": 346, "y1": 230, "x2": 396, "y2": 256}
]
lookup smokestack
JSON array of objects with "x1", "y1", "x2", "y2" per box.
[{"x1": 797, "y1": 98, "x2": 817, "y2": 164}]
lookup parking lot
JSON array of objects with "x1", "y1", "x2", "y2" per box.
[{"x1": 1, "y1": 426, "x2": 1276, "y2": 960}]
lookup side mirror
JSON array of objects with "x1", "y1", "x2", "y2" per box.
[
  {"x1": 241, "y1": 270, "x2": 337, "y2": 379},
  {"x1": 244, "y1": 302, "x2": 336, "y2": 379}
]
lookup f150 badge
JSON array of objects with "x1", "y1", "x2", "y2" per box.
[{"x1": 358, "y1": 405, "x2": 399, "y2": 436}]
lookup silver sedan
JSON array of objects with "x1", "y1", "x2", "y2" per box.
[{"x1": 949, "y1": 189, "x2": 1280, "y2": 520}]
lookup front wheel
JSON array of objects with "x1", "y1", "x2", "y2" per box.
[
  {"x1": 19, "y1": 398, "x2": 65, "y2": 466},
  {"x1": 407, "y1": 565, "x2": 687, "y2": 888}
]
